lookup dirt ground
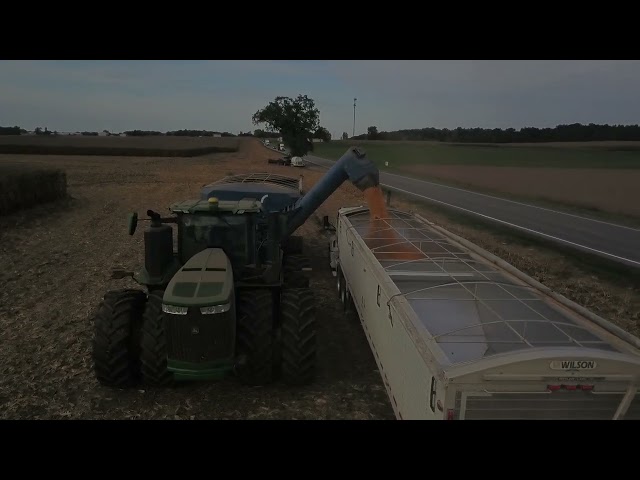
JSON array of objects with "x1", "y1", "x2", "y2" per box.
[
  {"x1": 1, "y1": 139, "x2": 639, "y2": 420},
  {"x1": 0, "y1": 140, "x2": 393, "y2": 420},
  {"x1": 401, "y1": 164, "x2": 640, "y2": 217}
]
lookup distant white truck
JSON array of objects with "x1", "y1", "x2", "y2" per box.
[
  {"x1": 290, "y1": 156, "x2": 305, "y2": 167},
  {"x1": 279, "y1": 143, "x2": 285, "y2": 151}
]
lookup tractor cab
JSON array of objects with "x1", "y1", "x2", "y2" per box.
[
  {"x1": 169, "y1": 173, "x2": 305, "y2": 275},
  {"x1": 170, "y1": 197, "x2": 262, "y2": 272}
]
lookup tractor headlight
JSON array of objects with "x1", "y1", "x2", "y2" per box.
[
  {"x1": 200, "y1": 303, "x2": 231, "y2": 315},
  {"x1": 162, "y1": 304, "x2": 188, "y2": 315}
]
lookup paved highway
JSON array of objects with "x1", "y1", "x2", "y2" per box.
[{"x1": 304, "y1": 154, "x2": 640, "y2": 270}]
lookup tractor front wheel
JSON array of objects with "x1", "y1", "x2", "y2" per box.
[
  {"x1": 140, "y1": 290, "x2": 174, "y2": 387},
  {"x1": 92, "y1": 289, "x2": 147, "y2": 388},
  {"x1": 280, "y1": 288, "x2": 317, "y2": 386}
]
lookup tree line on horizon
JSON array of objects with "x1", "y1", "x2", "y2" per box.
[
  {"x1": 0, "y1": 126, "x2": 297, "y2": 139},
  {"x1": 123, "y1": 130, "x2": 240, "y2": 137},
  {"x1": 4, "y1": 122, "x2": 640, "y2": 143},
  {"x1": 356, "y1": 123, "x2": 640, "y2": 143}
]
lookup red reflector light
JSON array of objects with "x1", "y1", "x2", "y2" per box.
[
  {"x1": 548, "y1": 384, "x2": 595, "y2": 392},
  {"x1": 447, "y1": 409, "x2": 455, "y2": 420}
]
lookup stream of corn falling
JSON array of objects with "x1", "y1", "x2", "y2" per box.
[{"x1": 363, "y1": 186, "x2": 425, "y2": 261}]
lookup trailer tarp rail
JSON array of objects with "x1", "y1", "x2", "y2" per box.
[{"x1": 347, "y1": 209, "x2": 624, "y2": 364}]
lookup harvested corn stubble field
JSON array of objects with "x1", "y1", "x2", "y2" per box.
[{"x1": 1, "y1": 137, "x2": 638, "y2": 420}]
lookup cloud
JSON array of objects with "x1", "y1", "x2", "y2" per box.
[
  {"x1": 1, "y1": 60, "x2": 639, "y2": 135},
  {"x1": 321, "y1": 60, "x2": 640, "y2": 130},
  {"x1": 0, "y1": 61, "x2": 307, "y2": 132}
]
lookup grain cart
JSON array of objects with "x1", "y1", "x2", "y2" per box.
[
  {"x1": 267, "y1": 154, "x2": 292, "y2": 166},
  {"x1": 91, "y1": 147, "x2": 379, "y2": 389},
  {"x1": 329, "y1": 206, "x2": 640, "y2": 420}
]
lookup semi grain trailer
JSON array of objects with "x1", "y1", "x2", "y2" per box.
[{"x1": 328, "y1": 206, "x2": 640, "y2": 420}]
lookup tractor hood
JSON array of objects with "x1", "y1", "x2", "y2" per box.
[{"x1": 163, "y1": 248, "x2": 233, "y2": 308}]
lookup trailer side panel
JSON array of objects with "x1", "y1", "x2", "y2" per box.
[{"x1": 337, "y1": 211, "x2": 444, "y2": 420}]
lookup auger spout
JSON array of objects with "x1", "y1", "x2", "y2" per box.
[{"x1": 284, "y1": 147, "x2": 379, "y2": 238}]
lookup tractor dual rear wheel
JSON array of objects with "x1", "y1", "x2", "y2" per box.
[
  {"x1": 279, "y1": 287, "x2": 317, "y2": 386},
  {"x1": 92, "y1": 289, "x2": 147, "y2": 388},
  {"x1": 235, "y1": 289, "x2": 275, "y2": 386},
  {"x1": 283, "y1": 235, "x2": 304, "y2": 255},
  {"x1": 283, "y1": 254, "x2": 311, "y2": 288}
]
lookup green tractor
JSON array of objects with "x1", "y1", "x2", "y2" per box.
[{"x1": 91, "y1": 147, "x2": 379, "y2": 388}]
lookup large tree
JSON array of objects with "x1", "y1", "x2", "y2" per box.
[
  {"x1": 252, "y1": 95, "x2": 320, "y2": 156},
  {"x1": 313, "y1": 127, "x2": 331, "y2": 142},
  {"x1": 367, "y1": 126, "x2": 379, "y2": 140}
]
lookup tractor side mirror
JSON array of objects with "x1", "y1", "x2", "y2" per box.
[{"x1": 127, "y1": 212, "x2": 138, "y2": 236}]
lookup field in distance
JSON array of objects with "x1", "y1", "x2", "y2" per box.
[
  {"x1": 0, "y1": 135, "x2": 239, "y2": 157},
  {"x1": 313, "y1": 140, "x2": 640, "y2": 169}
]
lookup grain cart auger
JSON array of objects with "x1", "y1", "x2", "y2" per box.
[{"x1": 91, "y1": 147, "x2": 380, "y2": 389}]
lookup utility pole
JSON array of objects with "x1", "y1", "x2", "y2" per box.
[{"x1": 352, "y1": 98, "x2": 357, "y2": 138}]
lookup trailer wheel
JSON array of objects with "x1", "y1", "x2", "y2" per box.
[
  {"x1": 140, "y1": 290, "x2": 174, "y2": 387},
  {"x1": 344, "y1": 288, "x2": 356, "y2": 314},
  {"x1": 340, "y1": 283, "x2": 355, "y2": 313},
  {"x1": 92, "y1": 289, "x2": 147, "y2": 388},
  {"x1": 337, "y1": 265, "x2": 346, "y2": 298},
  {"x1": 283, "y1": 254, "x2": 311, "y2": 288},
  {"x1": 336, "y1": 266, "x2": 356, "y2": 315},
  {"x1": 280, "y1": 288, "x2": 317, "y2": 385},
  {"x1": 236, "y1": 289, "x2": 275, "y2": 386}
]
